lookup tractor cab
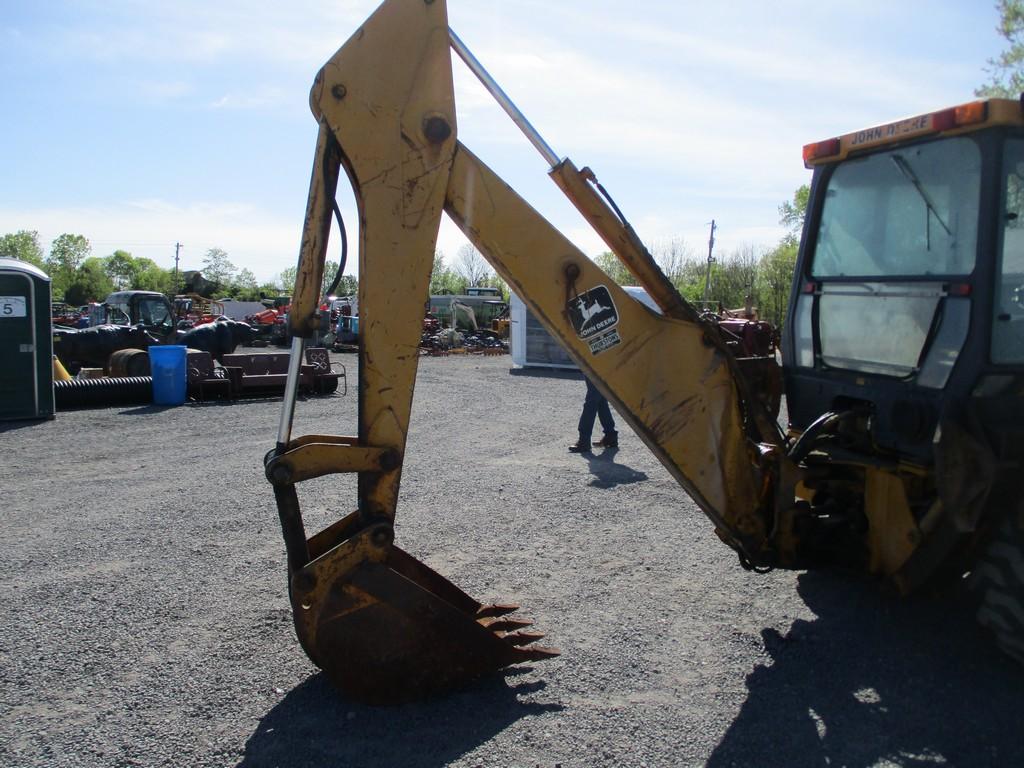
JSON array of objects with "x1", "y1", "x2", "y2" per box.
[
  {"x1": 101, "y1": 290, "x2": 177, "y2": 343},
  {"x1": 785, "y1": 98, "x2": 1024, "y2": 462}
]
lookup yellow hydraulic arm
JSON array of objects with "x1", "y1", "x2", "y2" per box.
[{"x1": 266, "y1": 0, "x2": 797, "y2": 703}]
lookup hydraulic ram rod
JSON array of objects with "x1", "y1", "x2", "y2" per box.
[{"x1": 449, "y1": 28, "x2": 561, "y2": 169}]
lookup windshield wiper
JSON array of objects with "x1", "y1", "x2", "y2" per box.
[{"x1": 891, "y1": 154, "x2": 952, "y2": 247}]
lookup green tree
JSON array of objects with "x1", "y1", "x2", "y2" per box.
[
  {"x1": 978, "y1": 0, "x2": 1024, "y2": 97},
  {"x1": 757, "y1": 241, "x2": 798, "y2": 327},
  {"x1": 105, "y1": 249, "x2": 137, "y2": 289},
  {"x1": 47, "y1": 233, "x2": 91, "y2": 298},
  {"x1": 649, "y1": 238, "x2": 708, "y2": 300},
  {"x1": 278, "y1": 266, "x2": 298, "y2": 294},
  {"x1": 133, "y1": 258, "x2": 174, "y2": 294},
  {"x1": 712, "y1": 245, "x2": 762, "y2": 311},
  {"x1": 258, "y1": 281, "x2": 282, "y2": 298},
  {"x1": 201, "y1": 247, "x2": 236, "y2": 287},
  {"x1": 64, "y1": 257, "x2": 114, "y2": 305},
  {"x1": 0, "y1": 230, "x2": 45, "y2": 269},
  {"x1": 751, "y1": 183, "x2": 809, "y2": 328},
  {"x1": 224, "y1": 268, "x2": 262, "y2": 301},
  {"x1": 591, "y1": 251, "x2": 632, "y2": 286},
  {"x1": 335, "y1": 274, "x2": 358, "y2": 297},
  {"x1": 321, "y1": 261, "x2": 339, "y2": 298},
  {"x1": 236, "y1": 268, "x2": 258, "y2": 289},
  {"x1": 271, "y1": 265, "x2": 353, "y2": 301},
  {"x1": 779, "y1": 184, "x2": 810, "y2": 241},
  {"x1": 430, "y1": 251, "x2": 462, "y2": 295}
]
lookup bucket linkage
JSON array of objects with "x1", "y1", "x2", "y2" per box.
[
  {"x1": 265, "y1": 0, "x2": 560, "y2": 700},
  {"x1": 266, "y1": 342, "x2": 557, "y2": 704}
]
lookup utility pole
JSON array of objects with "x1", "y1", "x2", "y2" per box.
[
  {"x1": 702, "y1": 219, "x2": 716, "y2": 303},
  {"x1": 173, "y1": 242, "x2": 183, "y2": 294}
]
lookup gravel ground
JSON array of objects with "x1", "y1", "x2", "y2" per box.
[{"x1": 1, "y1": 353, "x2": 1021, "y2": 768}]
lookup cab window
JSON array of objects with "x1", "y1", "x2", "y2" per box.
[
  {"x1": 138, "y1": 297, "x2": 172, "y2": 330},
  {"x1": 805, "y1": 137, "x2": 981, "y2": 378},
  {"x1": 107, "y1": 301, "x2": 131, "y2": 325},
  {"x1": 812, "y1": 137, "x2": 981, "y2": 278}
]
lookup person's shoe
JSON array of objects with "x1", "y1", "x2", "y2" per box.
[
  {"x1": 568, "y1": 441, "x2": 592, "y2": 453},
  {"x1": 594, "y1": 433, "x2": 618, "y2": 448}
]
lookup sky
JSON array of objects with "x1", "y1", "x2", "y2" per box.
[{"x1": 0, "y1": 0, "x2": 1003, "y2": 284}]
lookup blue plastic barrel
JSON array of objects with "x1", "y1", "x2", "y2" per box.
[
  {"x1": 149, "y1": 345, "x2": 187, "y2": 406},
  {"x1": 351, "y1": 316, "x2": 359, "y2": 335}
]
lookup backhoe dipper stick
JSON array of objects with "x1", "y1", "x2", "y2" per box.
[{"x1": 264, "y1": 0, "x2": 563, "y2": 705}]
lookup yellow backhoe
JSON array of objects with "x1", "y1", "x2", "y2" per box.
[{"x1": 265, "y1": 0, "x2": 1024, "y2": 703}]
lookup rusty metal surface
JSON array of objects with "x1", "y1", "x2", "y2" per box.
[
  {"x1": 107, "y1": 348, "x2": 151, "y2": 377},
  {"x1": 733, "y1": 355, "x2": 783, "y2": 421},
  {"x1": 289, "y1": 530, "x2": 558, "y2": 705}
]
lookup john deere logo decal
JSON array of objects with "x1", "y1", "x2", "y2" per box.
[{"x1": 567, "y1": 285, "x2": 621, "y2": 355}]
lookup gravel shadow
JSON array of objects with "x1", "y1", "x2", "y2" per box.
[
  {"x1": 0, "y1": 418, "x2": 51, "y2": 432},
  {"x1": 115, "y1": 404, "x2": 181, "y2": 415},
  {"x1": 706, "y1": 571, "x2": 1024, "y2": 767},
  {"x1": 581, "y1": 447, "x2": 649, "y2": 489},
  {"x1": 507, "y1": 366, "x2": 582, "y2": 380},
  {"x1": 238, "y1": 671, "x2": 564, "y2": 767}
]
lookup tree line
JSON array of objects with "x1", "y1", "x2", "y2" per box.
[
  {"x1": 591, "y1": 186, "x2": 806, "y2": 327},
  {"x1": 0, "y1": 228, "x2": 512, "y2": 306},
  {"x1": 0, "y1": 184, "x2": 805, "y2": 321},
  {"x1": 0, "y1": 231, "x2": 292, "y2": 305}
]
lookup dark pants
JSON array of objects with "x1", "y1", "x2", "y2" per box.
[{"x1": 578, "y1": 378, "x2": 616, "y2": 443}]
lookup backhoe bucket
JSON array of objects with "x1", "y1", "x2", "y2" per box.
[{"x1": 286, "y1": 513, "x2": 558, "y2": 704}]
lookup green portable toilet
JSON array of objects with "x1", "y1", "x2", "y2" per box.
[{"x1": 0, "y1": 257, "x2": 54, "y2": 420}]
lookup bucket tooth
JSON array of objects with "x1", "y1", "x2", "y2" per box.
[
  {"x1": 503, "y1": 630, "x2": 546, "y2": 646},
  {"x1": 477, "y1": 603, "x2": 520, "y2": 618},
  {"x1": 479, "y1": 616, "x2": 534, "y2": 631},
  {"x1": 512, "y1": 644, "x2": 561, "y2": 662}
]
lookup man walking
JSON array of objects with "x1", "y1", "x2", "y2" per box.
[{"x1": 569, "y1": 377, "x2": 618, "y2": 453}]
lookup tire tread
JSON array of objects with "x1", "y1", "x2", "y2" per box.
[{"x1": 969, "y1": 513, "x2": 1024, "y2": 665}]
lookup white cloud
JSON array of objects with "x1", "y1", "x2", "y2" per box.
[
  {"x1": 45, "y1": 0, "x2": 376, "y2": 68},
  {"x1": 139, "y1": 80, "x2": 193, "y2": 102},
  {"x1": 209, "y1": 86, "x2": 288, "y2": 110}
]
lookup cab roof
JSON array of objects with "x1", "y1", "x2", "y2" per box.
[{"x1": 803, "y1": 97, "x2": 1024, "y2": 168}]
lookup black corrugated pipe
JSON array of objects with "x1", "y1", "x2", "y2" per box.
[{"x1": 55, "y1": 377, "x2": 154, "y2": 409}]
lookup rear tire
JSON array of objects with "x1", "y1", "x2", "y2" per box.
[{"x1": 969, "y1": 507, "x2": 1024, "y2": 665}]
